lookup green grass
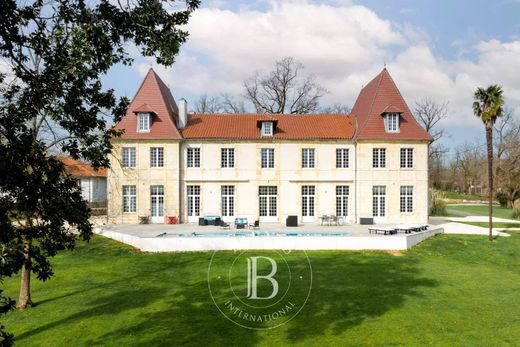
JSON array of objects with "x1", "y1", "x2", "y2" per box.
[
  {"x1": 447, "y1": 204, "x2": 515, "y2": 219},
  {"x1": 3, "y1": 234, "x2": 520, "y2": 346},
  {"x1": 439, "y1": 190, "x2": 488, "y2": 201},
  {"x1": 461, "y1": 222, "x2": 520, "y2": 229}
]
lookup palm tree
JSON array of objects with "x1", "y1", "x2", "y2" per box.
[{"x1": 473, "y1": 85, "x2": 504, "y2": 241}]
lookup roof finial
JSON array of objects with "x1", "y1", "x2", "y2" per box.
[{"x1": 384, "y1": 61, "x2": 386, "y2": 68}]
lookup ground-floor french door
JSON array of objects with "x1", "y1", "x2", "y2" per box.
[
  {"x1": 150, "y1": 185, "x2": 164, "y2": 223},
  {"x1": 302, "y1": 185, "x2": 315, "y2": 223},
  {"x1": 187, "y1": 185, "x2": 200, "y2": 223},
  {"x1": 259, "y1": 186, "x2": 277, "y2": 222},
  {"x1": 336, "y1": 185, "x2": 349, "y2": 220},
  {"x1": 221, "y1": 185, "x2": 235, "y2": 222},
  {"x1": 372, "y1": 185, "x2": 386, "y2": 223}
]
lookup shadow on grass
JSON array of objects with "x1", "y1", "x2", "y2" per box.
[
  {"x1": 284, "y1": 252, "x2": 437, "y2": 342},
  {"x1": 14, "y1": 249, "x2": 438, "y2": 346}
]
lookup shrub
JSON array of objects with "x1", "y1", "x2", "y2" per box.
[
  {"x1": 513, "y1": 200, "x2": 520, "y2": 220},
  {"x1": 496, "y1": 191, "x2": 508, "y2": 207},
  {"x1": 430, "y1": 190, "x2": 447, "y2": 216}
]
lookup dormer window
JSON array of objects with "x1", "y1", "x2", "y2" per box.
[
  {"x1": 384, "y1": 113, "x2": 399, "y2": 133},
  {"x1": 261, "y1": 122, "x2": 273, "y2": 136},
  {"x1": 137, "y1": 113, "x2": 151, "y2": 132}
]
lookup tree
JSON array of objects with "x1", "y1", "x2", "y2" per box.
[
  {"x1": 414, "y1": 97, "x2": 448, "y2": 159},
  {"x1": 194, "y1": 94, "x2": 223, "y2": 113},
  {"x1": 494, "y1": 110, "x2": 520, "y2": 208},
  {"x1": 320, "y1": 103, "x2": 351, "y2": 114},
  {"x1": 193, "y1": 93, "x2": 246, "y2": 113},
  {"x1": 473, "y1": 85, "x2": 505, "y2": 241},
  {"x1": 244, "y1": 57, "x2": 327, "y2": 114},
  {"x1": 0, "y1": 0, "x2": 199, "y2": 330}
]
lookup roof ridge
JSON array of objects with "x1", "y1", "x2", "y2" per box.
[
  {"x1": 361, "y1": 69, "x2": 385, "y2": 130},
  {"x1": 146, "y1": 69, "x2": 183, "y2": 139}
]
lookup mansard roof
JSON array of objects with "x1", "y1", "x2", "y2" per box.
[
  {"x1": 351, "y1": 68, "x2": 432, "y2": 141},
  {"x1": 114, "y1": 68, "x2": 182, "y2": 139}
]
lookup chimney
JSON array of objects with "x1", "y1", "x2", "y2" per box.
[{"x1": 178, "y1": 98, "x2": 187, "y2": 129}]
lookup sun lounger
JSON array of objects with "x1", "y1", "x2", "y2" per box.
[
  {"x1": 368, "y1": 226, "x2": 397, "y2": 235},
  {"x1": 394, "y1": 224, "x2": 430, "y2": 233}
]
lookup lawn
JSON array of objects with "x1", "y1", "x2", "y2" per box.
[
  {"x1": 461, "y1": 222, "x2": 520, "y2": 229},
  {"x1": 438, "y1": 190, "x2": 488, "y2": 202},
  {"x1": 3, "y1": 234, "x2": 520, "y2": 346},
  {"x1": 447, "y1": 204, "x2": 515, "y2": 219}
]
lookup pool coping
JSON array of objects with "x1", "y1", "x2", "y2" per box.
[{"x1": 94, "y1": 226, "x2": 444, "y2": 252}]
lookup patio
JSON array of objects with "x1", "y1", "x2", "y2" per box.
[{"x1": 94, "y1": 221, "x2": 444, "y2": 252}]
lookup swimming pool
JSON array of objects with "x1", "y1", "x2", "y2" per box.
[{"x1": 158, "y1": 231, "x2": 353, "y2": 237}]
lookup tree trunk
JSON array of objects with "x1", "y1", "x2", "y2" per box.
[
  {"x1": 17, "y1": 237, "x2": 32, "y2": 309},
  {"x1": 486, "y1": 124, "x2": 494, "y2": 241}
]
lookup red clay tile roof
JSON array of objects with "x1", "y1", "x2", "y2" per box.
[
  {"x1": 351, "y1": 68, "x2": 432, "y2": 141},
  {"x1": 59, "y1": 157, "x2": 106, "y2": 178},
  {"x1": 114, "y1": 68, "x2": 182, "y2": 139},
  {"x1": 133, "y1": 103, "x2": 157, "y2": 114},
  {"x1": 381, "y1": 105, "x2": 403, "y2": 114},
  {"x1": 182, "y1": 114, "x2": 355, "y2": 139}
]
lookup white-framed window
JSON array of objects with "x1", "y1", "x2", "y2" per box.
[
  {"x1": 122, "y1": 185, "x2": 136, "y2": 213},
  {"x1": 373, "y1": 148, "x2": 386, "y2": 168},
  {"x1": 187, "y1": 147, "x2": 200, "y2": 168},
  {"x1": 261, "y1": 122, "x2": 274, "y2": 136},
  {"x1": 372, "y1": 185, "x2": 386, "y2": 217},
  {"x1": 122, "y1": 147, "x2": 136, "y2": 168},
  {"x1": 302, "y1": 185, "x2": 315, "y2": 217},
  {"x1": 336, "y1": 185, "x2": 349, "y2": 217},
  {"x1": 187, "y1": 185, "x2": 200, "y2": 217},
  {"x1": 400, "y1": 186, "x2": 413, "y2": 213},
  {"x1": 221, "y1": 148, "x2": 235, "y2": 168},
  {"x1": 150, "y1": 147, "x2": 164, "y2": 167},
  {"x1": 221, "y1": 185, "x2": 235, "y2": 217},
  {"x1": 259, "y1": 186, "x2": 277, "y2": 217},
  {"x1": 385, "y1": 113, "x2": 399, "y2": 133},
  {"x1": 137, "y1": 113, "x2": 151, "y2": 132},
  {"x1": 302, "y1": 148, "x2": 315, "y2": 168},
  {"x1": 400, "y1": 148, "x2": 413, "y2": 168},
  {"x1": 261, "y1": 148, "x2": 275, "y2": 168},
  {"x1": 336, "y1": 148, "x2": 349, "y2": 168}
]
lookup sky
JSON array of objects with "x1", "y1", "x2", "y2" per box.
[{"x1": 102, "y1": 0, "x2": 520, "y2": 152}]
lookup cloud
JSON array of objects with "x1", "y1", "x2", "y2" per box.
[{"x1": 134, "y1": 0, "x2": 520, "y2": 132}]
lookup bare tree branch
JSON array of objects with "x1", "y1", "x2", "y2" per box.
[{"x1": 243, "y1": 57, "x2": 327, "y2": 114}]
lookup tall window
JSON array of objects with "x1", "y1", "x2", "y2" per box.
[
  {"x1": 137, "y1": 113, "x2": 151, "y2": 132},
  {"x1": 400, "y1": 186, "x2": 413, "y2": 213},
  {"x1": 302, "y1": 185, "x2": 315, "y2": 217},
  {"x1": 261, "y1": 148, "x2": 275, "y2": 168},
  {"x1": 372, "y1": 185, "x2": 386, "y2": 217},
  {"x1": 122, "y1": 147, "x2": 136, "y2": 168},
  {"x1": 221, "y1": 185, "x2": 235, "y2": 217},
  {"x1": 373, "y1": 148, "x2": 386, "y2": 168},
  {"x1": 336, "y1": 186, "x2": 349, "y2": 217},
  {"x1": 261, "y1": 122, "x2": 274, "y2": 136},
  {"x1": 400, "y1": 148, "x2": 413, "y2": 168},
  {"x1": 187, "y1": 148, "x2": 200, "y2": 168},
  {"x1": 336, "y1": 148, "x2": 349, "y2": 168},
  {"x1": 122, "y1": 185, "x2": 136, "y2": 212},
  {"x1": 150, "y1": 147, "x2": 164, "y2": 167},
  {"x1": 259, "y1": 186, "x2": 277, "y2": 217},
  {"x1": 221, "y1": 148, "x2": 235, "y2": 168},
  {"x1": 302, "y1": 148, "x2": 315, "y2": 168},
  {"x1": 385, "y1": 113, "x2": 399, "y2": 132},
  {"x1": 187, "y1": 186, "x2": 200, "y2": 217}
]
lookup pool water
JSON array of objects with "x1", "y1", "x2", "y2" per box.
[{"x1": 158, "y1": 231, "x2": 353, "y2": 237}]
